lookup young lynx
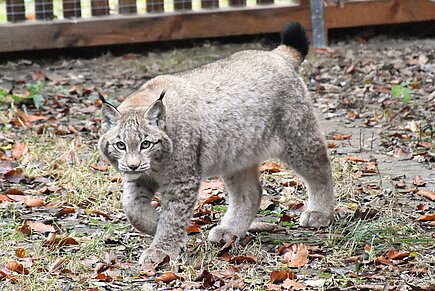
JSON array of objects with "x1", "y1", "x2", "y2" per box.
[{"x1": 98, "y1": 23, "x2": 334, "y2": 264}]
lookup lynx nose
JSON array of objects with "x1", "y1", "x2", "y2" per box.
[{"x1": 128, "y1": 163, "x2": 140, "y2": 171}]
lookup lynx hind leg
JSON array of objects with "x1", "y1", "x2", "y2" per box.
[
  {"x1": 208, "y1": 166, "x2": 262, "y2": 245},
  {"x1": 281, "y1": 130, "x2": 334, "y2": 228},
  {"x1": 122, "y1": 178, "x2": 159, "y2": 235}
]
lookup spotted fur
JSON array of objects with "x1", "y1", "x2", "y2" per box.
[{"x1": 98, "y1": 23, "x2": 334, "y2": 264}]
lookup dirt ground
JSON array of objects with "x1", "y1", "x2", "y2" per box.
[{"x1": 0, "y1": 30, "x2": 434, "y2": 290}]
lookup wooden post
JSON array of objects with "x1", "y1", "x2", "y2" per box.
[
  {"x1": 119, "y1": 0, "x2": 137, "y2": 14},
  {"x1": 174, "y1": 0, "x2": 192, "y2": 10},
  {"x1": 63, "y1": 0, "x2": 81, "y2": 18},
  {"x1": 6, "y1": 0, "x2": 26, "y2": 22},
  {"x1": 229, "y1": 0, "x2": 246, "y2": 7},
  {"x1": 257, "y1": 0, "x2": 274, "y2": 5},
  {"x1": 201, "y1": 0, "x2": 219, "y2": 9},
  {"x1": 146, "y1": 0, "x2": 164, "y2": 12},
  {"x1": 299, "y1": 0, "x2": 310, "y2": 6},
  {"x1": 35, "y1": 0, "x2": 54, "y2": 20},
  {"x1": 91, "y1": 0, "x2": 109, "y2": 16}
]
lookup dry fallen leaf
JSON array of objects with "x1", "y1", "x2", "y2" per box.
[
  {"x1": 49, "y1": 257, "x2": 66, "y2": 272},
  {"x1": 187, "y1": 223, "x2": 201, "y2": 234},
  {"x1": 416, "y1": 214, "x2": 435, "y2": 221},
  {"x1": 228, "y1": 255, "x2": 257, "y2": 264},
  {"x1": 26, "y1": 221, "x2": 56, "y2": 233},
  {"x1": 413, "y1": 176, "x2": 426, "y2": 186},
  {"x1": 387, "y1": 249, "x2": 410, "y2": 260},
  {"x1": 11, "y1": 142, "x2": 28, "y2": 160},
  {"x1": 23, "y1": 196, "x2": 44, "y2": 207},
  {"x1": 15, "y1": 248, "x2": 26, "y2": 258},
  {"x1": 55, "y1": 207, "x2": 76, "y2": 218},
  {"x1": 90, "y1": 162, "x2": 109, "y2": 171},
  {"x1": 259, "y1": 161, "x2": 285, "y2": 173},
  {"x1": 282, "y1": 278, "x2": 306, "y2": 289},
  {"x1": 339, "y1": 156, "x2": 369, "y2": 163},
  {"x1": 283, "y1": 244, "x2": 309, "y2": 268},
  {"x1": 270, "y1": 269, "x2": 296, "y2": 284},
  {"x1": 417, "y1": 189, "x2": 435, "y2": 201},
  {"x1": 331, "y1": 134, "x2": 352, "y2": 140},
  {"x1": 6, "y1": 261, "x2": 29, "y2": 275},
  {"x1": 154, "y1": 271, "x2": 182, "y2": 283}
]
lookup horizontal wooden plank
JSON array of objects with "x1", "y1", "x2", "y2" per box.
[
  {"x1": 325, "y1": 0, "x2": 435, "y2": 28},
  {"x1": 0, "y1": 4, "x2": 309, "y2": 52}
]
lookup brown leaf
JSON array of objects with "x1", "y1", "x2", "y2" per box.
[
  {"x1": 416, "y1": 203, "x2": 429, "y2": 211},
  {"x1": 283, "y1": 244, "x2": 309, "y2": 267},
  {"x1": 90, "y1": 162, "x2": 109, "y2": 171},
  {"x1": 11, "y1": 142, "x2": 28, "y2": 160},
  {"x1": 282, "y1": 278, "x2": 306, "y2": 289},
  {"x1": 228, "y1": 255, "x2": 257, "y2": 264},
  {"x1": 23, "y1": 196, "x2": 44, "y2": 207},
  {"x1": 217, "y1": 237, "x2": 235, "y2": 257},
  {"x1": 259, "y1": 161, "x2": 285, "y2": 173},
  {"x1": 198, "y1": 194, "x2": 224, "y2": 207},
  {"x1": 331, "y1": 134, "x2": 352, "y2": 140},
  {"x1": 0, "y1": 194, "x2": 14, "y2": 202},
  {"x1": 417, "y1": 190, "x2": 435, "y2": 201},
  {"x1": 49, "y1": 257, "x2": 66, "y2": 272},
  {"x1": 387, "y1": 249, "x2": 410, "y2": 260},
  {"x1": 55, "y1": 207, "x2": 76, "y2": 218},
  {"x1": 155, "y1": 272, "x2": 182, "y2": 283},
  {"x1": 4, "y1": 169, "x2": 25, "y2": 183},
  {"x1": 339, "y1": 156, "x2": 368, "y2": 163},
  {"x1": 248, "y1": 222, "x2": 285, "y2": 233},
  {"x1": 417, "y1": 214, "x2": 435, "y2": 221},
  {"x1": 187, "y1": 223, "x2": 201, "y2": 234},
  {"x1": 91, "y1": 209, "x2": 111, "y2": 219},
  {"x1": 27, "y1": 221, "x2": 56, "y2": 233},
  {"x1": 327, "y1": 143, "x2": 337, "y2": 148},
  {"x1": 15, "y1": 248, "x2": 26, "y2": 258},
  {"x1": 6, "y1": 261, "x2": 29, "y2": 275},
  {"x1": 44, "y1": 232, "x2": 79, "y2": 246},
  {"x1": 270, "y1": 269, "x2": 296, "y2": 284},
  {"x1": 413, "y1": 176, "x2": 426, "y2": 186}
]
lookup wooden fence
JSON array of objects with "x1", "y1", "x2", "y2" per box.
[{"x1": 0, "y1": 0, "x2": 434, "y2": 52}]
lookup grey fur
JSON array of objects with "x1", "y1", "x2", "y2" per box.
[{"x1": 98, "y1": 43, "x2": 334, "y2": 264}]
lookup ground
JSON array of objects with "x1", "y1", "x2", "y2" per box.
[{"x1": 0, "y1": 32, "x2": 434, "y2": 290}]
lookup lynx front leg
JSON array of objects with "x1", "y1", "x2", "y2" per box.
[
  {"x1": 122, "y1": 177, "x2": 159, "y2": 235},
  {"x1": 139, "y1": 177, "x2": 200, "y2": 264},
  {"x1": 208, "y1": 166, "x2": 262, "y2": 245}
]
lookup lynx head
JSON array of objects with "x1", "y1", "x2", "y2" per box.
[{"x1": 98, "y1": 92, "x2": 172, "y2": 178}]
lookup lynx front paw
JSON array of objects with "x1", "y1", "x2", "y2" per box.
[
  {"x1": 300, "y1": 210, "x2": 332, "y2": 228},
  {"x1": 208, "y1": 226, "x2": 239, "y2": 245},
  {"x1": 139, "y1": 247, "x2": 170, "y2": 265}
]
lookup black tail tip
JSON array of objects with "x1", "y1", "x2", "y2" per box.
[{"x1": 280, "y1": 22, "x2": 309, "y2": 59}]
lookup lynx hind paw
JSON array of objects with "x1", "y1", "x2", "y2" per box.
[
  {"x1": 139, "y1": 247, "x2": 170, "y2": 265},
  {"x1": 300, "y1": 210, "x2": 332, "y2": 228},
  {"x1": 208, "y1": 226, "x2": 239, "y2": 245}
]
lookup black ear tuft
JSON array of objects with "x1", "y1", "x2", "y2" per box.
[
  {"x1": 159, "y1": 90, "x2": 166, "y2": 101},
  {"x1": 145, "y1": 98, "x2": 166, "y2": 130},
  {"x1": 100, "y1": 96, "x2": 121, "y2": 130},
  {"x1": 280, "y1": 22, "x2": 309, "y2": 59}
]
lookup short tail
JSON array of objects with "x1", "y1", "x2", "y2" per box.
[{"x1": 280, "y1": 22, "x2": 309, "y2": 60}]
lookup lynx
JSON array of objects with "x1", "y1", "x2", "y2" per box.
[{"x1": 98, "y1": 23, "x2": 334, "y2": 264}]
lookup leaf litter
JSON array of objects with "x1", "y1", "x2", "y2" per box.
[{"x1": 0, "y1": 34, "x2": 434, "y2": 290}]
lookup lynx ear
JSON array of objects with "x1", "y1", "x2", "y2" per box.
[
  {"x1": 100, "y1": 96, "x2": 121, "y2": 130},
  {"x1": 145, "y1": 92, "x2": 166, "y2": 130}
]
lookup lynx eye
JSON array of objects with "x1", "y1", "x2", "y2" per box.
[
  {"x1": 141, "y1": 140, "x2": 152, "y2": 150},
  {"x1": 115, "y1": 141, "x2": 126, "y2": 150}
]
